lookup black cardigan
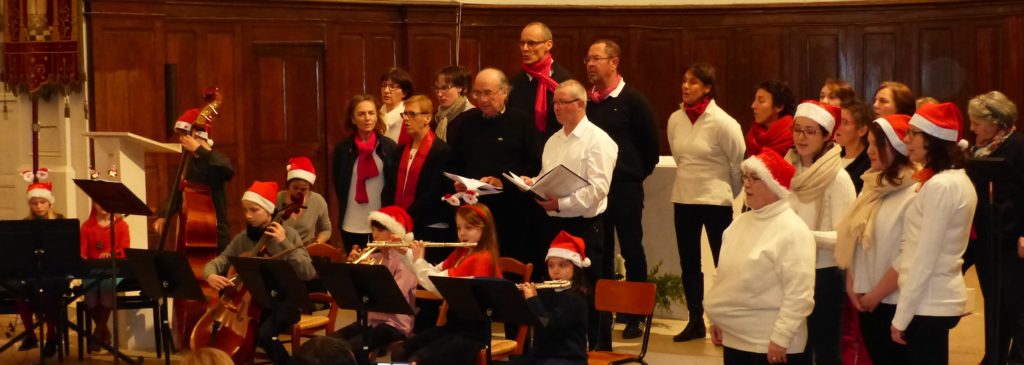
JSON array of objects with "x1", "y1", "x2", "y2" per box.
[
  {"x1": 969, "y1": 131, "x2": 1024, "y2": 248},
  {"x1": 332, "y1": 133, "x2": 399, "y2": 229},
  {"x1": 402, "y1": 139, "x2": 455, "y2": 229},
  {"x1": 508, "y1": 61, "x2": 575, "y2": 138}
]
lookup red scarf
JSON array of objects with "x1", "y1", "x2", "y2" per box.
[
  {"x1": 353, "y1": 133, "x2": 379, "y2": 204},
  {"x1": 912, "y1": 167, "x2": 935, "y2": 192},
  {"x1": 394, "y1": 131, "x2": 435, "y2": 209},
  {"x1": 684, "y1": 96, "x2": 712, "y2": 124},
  {"x1": 745, "y1": 115, "x2": 795, "y2": 157},
  {"x1": 522, "y1": 54, "x2": 560, "y2": 133},
  {"x1": 589, "y1": 75, "x2": 622, "y2": 103}
]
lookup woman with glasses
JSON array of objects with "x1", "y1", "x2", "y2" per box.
[
  {"x1": 965, "y1": 91, "x2": 1024, "y2": 365},
  {"x1": 835, "y1": 114, "x2": 918, "y2": 364},
  {"x1": 667, "y1": 62, "x2": 746, "y2": 342},
  {"x1": 785, "y1": 100, "x2": 857, "y2": 365},
  {"x1": 379, "y1": 67, "x2": 415, "y2": 144},
  {"x1": 332, "y1": 94, "x2": 399, "y2": 251},
  {"x1": 430, "y1": 65, "x2": 474, "y2": 143},
  {"x1": 890, "y1": 103, "x2": 976, "y2": 364}
]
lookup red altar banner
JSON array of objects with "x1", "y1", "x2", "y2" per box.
[{"x1": 1, "y1": 0, "x2": 82, "y2": 93}]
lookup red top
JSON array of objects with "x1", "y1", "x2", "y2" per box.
[
  {"x1": 80, "y1": 213, "x2": 130, "y2": 259},
  {"x1": 442, "y1": 248, "x2": 502, "y2": 278}
]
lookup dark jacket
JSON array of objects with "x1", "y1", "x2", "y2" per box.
[
  {"x1": 526, "y1": 289, "x2": 588, "y2": 363},
  {"x1": 159, "y1": 146, "x2": 235, "y2": 250},
  {"x1": 586, "y1": 83, "x2": 660, "y2": 183},
  {"x1": 844, "y1": 149, "x2": 872, "y2": 194},
  {"x1": 332, "y1": 133, "x2": 399, "y2": 228},
  {"x1": 969, "y1": 131, "x2": 1024, "y2": 253},
  {"x1": 402, "y1": 138, "x2": 455, "y2": 229},
  {"x1": 508, "y1": 61, "x2": 574, "y2": 138}
]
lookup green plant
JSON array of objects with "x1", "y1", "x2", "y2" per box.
[{"x1": 647, "y1": 261, "x2": 684, "y2": 312}]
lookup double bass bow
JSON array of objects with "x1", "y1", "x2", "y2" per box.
[{"x1": 189, "y1": 191, "x2": 307, "y2": 364}]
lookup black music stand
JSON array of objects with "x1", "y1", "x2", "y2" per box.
[
  {"x1": 74, "y1": 178, "x2": 151, "y2": 365},
  {"x1": 430, "y1": 276, "x2": 541, "y2": 364},
  {"x1": 0, "y1": 219, "x2": 82, "y2": 364},
  {"x1": 313, "y1": 262, "x2": 414, "y2": 363},
  {"x1": 229, "y1": 256, "x2": 310, "y2": 311},
  {"x1": 125, "y1": 249, "x2": 205, "y2": 365},
  {"x1": 967, "y1": 157, "x2": 1006, "y2": 365}
]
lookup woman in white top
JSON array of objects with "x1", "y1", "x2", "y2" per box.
[
  {"x1": 667, "y1": 63, "x2": 746, "y2": 342},
  {"x1": 835, "y1": 114, "x2": 918, "y2": 364},
  {"x1": 332, "y1": 94, "x2": 399, "y2": 251},
  {"x1": 379, "y1": 67, "x2": 414, "y2": 144},
  {"x1": 706, "y1": 148, "x2": 815, "y2": 365},
  {"x1": 891, "y1": 102, "x2": 977, "y2": 364},
  {"x1": 785, "y1": 100, "x2": 856, "y2": 364}
]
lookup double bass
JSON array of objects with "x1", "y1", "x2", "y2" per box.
[
  {"x1": 189, "y1": 192, "x2": 306, "y2": 364},
  {"x1": 156, "y1": 87, "x2": 224, "y2": 347}
]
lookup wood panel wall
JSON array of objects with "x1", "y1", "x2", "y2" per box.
[{"x1": 85, "y1": 0, "x2": 1024, "y2": 246}]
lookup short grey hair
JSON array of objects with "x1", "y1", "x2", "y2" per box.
[
  {"x1": 556, "y1": 79, "x2": 587, "y2": 107},
  {"x1": 524, "y1": 22, "x2": 553, "y2": 41},
  {"x1": 477, "y1": 68, "x2": 510, "y2": 92},
  {"x1": 968, "y1": 91, "x2": 1018, "y2": 129}
]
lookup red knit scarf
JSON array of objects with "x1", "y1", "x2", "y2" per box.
[
  {"x1": 589, "y1": 75, "x2": 622, "y2": 103},
  {"x1": 746, "y1": 115, "x2": 795, "y2": 157},
  {"x1": 353, "y1": 133, "x2": 379, "y2": 204},
  {"x1": 684, "y1": 96, "x2": 712, "y2": 124},
  {"x1": 522, "y1": 54, "x2": 560, "y2": 133},
  {"x1": 394, "y1": 131, "x2": 435, "y2": 209}
]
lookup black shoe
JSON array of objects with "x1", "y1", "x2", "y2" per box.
[
  {"x1": 42, "y1": 338, "x2": 58, "y2": 358},
  {"x1": 622, "y1": 320, "x2": 643, "y2": 339},
  {"x1": 18, "y1": 336, "x2": 38, "y2": 351},
  {"x1": 672, "y1": 320, "x2": 706, "y2": 342}
]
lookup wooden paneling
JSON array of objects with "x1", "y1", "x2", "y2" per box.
[{"x1": 86, "y1": 0, "x2": 1024, "y2": 246}]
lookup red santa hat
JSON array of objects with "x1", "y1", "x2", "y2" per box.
[
  {"x1": 368, "y1": 205, "x2": 415, "y2": 242},
  {"x1": 242, "y1": 181, "x2": 278, "y2": 213},
  {"x1": 794, "y1": 100, "x2": 842, "y2": 137},
  {"x1": 873, "y1": 114, "x2": 912, "y2": 156},
  {"x1": 174, "y1": 108, "x2": 214, "y2": 145},
  {"x1": 286, "y1": 157, "x2": 317, "y2": 185},
  {"x1": 909, "y1": 102, "x2": 963, "y2": 142},
  {"x1": 546, "y1": 230, "x2": 590, "y2": 268},
  {"x1": 26, "y1": 182, "x2": 55, "y2": 204},
  {"x1": 741, "y1": 148, "x2": 796, "y2": 199}
]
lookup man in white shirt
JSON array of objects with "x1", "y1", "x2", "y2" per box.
[{"x1": 521, "y1": 79, "x2": 618, "y2": 350}]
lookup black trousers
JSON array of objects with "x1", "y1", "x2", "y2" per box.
[
  {"x1": 723, "y1": 346, "x2": 810, "y2": 365},
  {"x1": 858, "y1": 303, "x2": 907, "y2": 365},
  {"x1": 256, "y1": 303, "x2": 301, "y2": 365},
  {"x1": 544, "y1": 214, "x2": 611, "y2": 351},
  {"x1": 806, "y1": 267, "x2": 843, "y2": 365},
  {"x1": 397, "y1": 320, "x2": 488, "y2": 365},
  {"x1": 333, "y1": 322, "x2": 406, "y2": 365},
  {"x1": 481, "y1": 193, "x2": 545, "y2": 280},
  {"x1": 673, "y1": 203, "x2": 732, "y2": 276},
  {"x1": 601, "y1": 182, "x2": 648, "y2": 283},
  {"x1": 969, "y1": 233, "x2": 1024, "y2": 365},
  {"x1": 904, "y1": 315, "x2": 960, "y2": 365}
]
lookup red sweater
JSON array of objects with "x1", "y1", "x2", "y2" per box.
[
  {"x1": 80, "y1": 215, "x2": 130, "y2": 259},
  {"x1": 441, "y1": 248, "x2": 502, "y2": 278}
]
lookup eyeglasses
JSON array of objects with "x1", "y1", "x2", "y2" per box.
[
  {"x1": 431, "y1": 84, "x2": 456, "y2": 93},
  {"x1": 905, "y1": 128, "x2": 923, "y2": 139},
  {"x1": 519, "y1": 40, "x2": 549, "y2": 48},
  {"x1": 400, "y1": 111, "x2": 430, "y2": 118},
  {"x1": 583, "y1": 56, "x2": 612, "y2": 64},
  {"x1": 742, "y1": 174, "x2": 762, "y2": 183},
  {"x1": 380, "y1": 83, "x2": 402, "y2": 91},
  {"x1": 554, "y1": 98, "x2": 580, "y2": 106},
  {"x1": 471, "y1": 89, "x2": 501, "y2": 99},
  {"x1": 791, "y1": 126, "x2": 823, "y2": 137}
]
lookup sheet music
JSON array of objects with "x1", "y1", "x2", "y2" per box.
[
  {"x1": 503, "y1": 165, "x2": 590, "y2": 200},
  {"x1": 442, "y1": 172, "x2": 502, "y2": 195}
]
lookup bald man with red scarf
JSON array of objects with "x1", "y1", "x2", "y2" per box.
[{"x1": 508, "y1": 22, "x2": 574, "y2": 139}]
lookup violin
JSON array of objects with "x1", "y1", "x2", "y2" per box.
[{"x1": 189, "y1": 191, "x2": 306, "y2": 364}]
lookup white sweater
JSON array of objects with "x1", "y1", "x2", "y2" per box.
[
  {"x1": 851, "y1": 183, "x2": 916, "y2": 305},
  {"x1": 667, "y1": 100, "x2": 746, "y2": 206},
  {"x1": 892, "y1": 169, "x2": 977, "y2": 330},
  {"x1": 705, "y1": 199, "x2": 816, "y2": 354},
  {"x1": 788, "y1": 166, "x2": 856, "y2": 269}
]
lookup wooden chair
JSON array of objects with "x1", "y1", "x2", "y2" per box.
[
  {"x1": 305, "y1": 242, "x2": 343, "y2": 263},
  {"x1": 475, "y1": 257, "x2": 533, "y2": 364},
  {"x1": 283, "y1": 243, "x2": 342, "y2": 349},
  {"x1": 588, "y1": 279, "x2": 657, "y2": 365}
]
